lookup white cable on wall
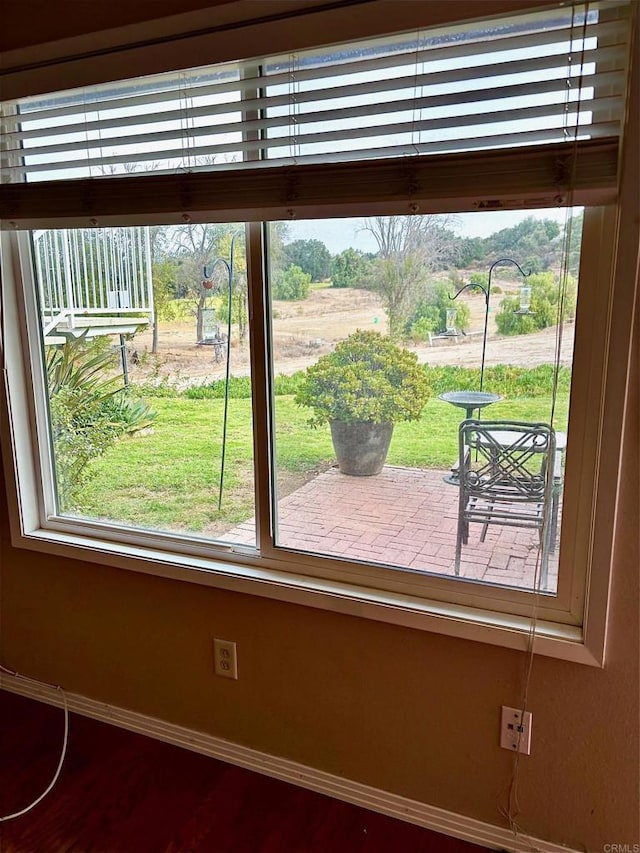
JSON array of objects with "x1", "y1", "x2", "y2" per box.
[
  {"x1": 0, "y1": 664, "x2": 70, "y2": 822},
  {"x1": 498, "y1": 4, "x2": 590, "y2": 849}
]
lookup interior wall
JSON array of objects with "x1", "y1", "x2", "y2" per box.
[
  {"x1": 1, "y1": 3, "x2": 638, "y2": 849},
  {"x1": 0, "y1": 0, "x2": 238, "y2": 52},
  {"x1": 0, "y1": 0, "x2": 553, "y2": 54}
]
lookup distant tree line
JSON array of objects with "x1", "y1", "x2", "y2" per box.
[
  {"x1": 147, "y1": 212, "x2": 583, "y2": 347},
  {"x1": 277, "y1": 212, "x2": 583, "y2": 340}
]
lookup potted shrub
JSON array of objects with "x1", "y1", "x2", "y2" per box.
[{"x1": 295, "y1": 330, "x2": 431, "y2": 475}]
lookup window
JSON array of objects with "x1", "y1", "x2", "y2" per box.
[{"x1": 1, "y1": 2, "x2": 635, "y2": 664}]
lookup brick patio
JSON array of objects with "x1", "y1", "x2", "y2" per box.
[{"x1": 225, "y1": 466, "x2": 559, "y2": 592}]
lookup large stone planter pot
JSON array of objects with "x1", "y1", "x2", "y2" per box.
[{"x1": 329, "y1": 420, "x2": 394, "y2": 476}]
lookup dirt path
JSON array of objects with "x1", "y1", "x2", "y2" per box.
[
  {"x1": 127, "y1": 286, "x2": 574, "y2": 388},
  {"x1": 412, "y1": 323, "x2": 574, "y2": 369}
]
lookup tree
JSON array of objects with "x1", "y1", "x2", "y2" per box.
[
  {"x1": 266, "y1": 221, "x2": 290, "y2": 277},
  {"x1": 216, "y1": 230, "x2": 249, "y2": 344},
  {"x1": 170, "y1": 223, "x2": 230, "y2": 341},
  {"x1": 483, "y1": 217, "x2": 562, "y2": 273},
  {"x1": 148, "y1": 226, "x2": 177, "y2": 354},
  {"x1": 363, "y1": 215, "x2": 458, "y2": 339},
  {"x1": 563, "y1": 211, "x2": 584, "y2": 276},
  {"x1": 405, "y1": 283, "x2": 471, "y2": 341},
  {"x1": 272, "y1": 264, "x2": 311, "y2": 300},
  {"x1": 284, "y1": 239, "x2": 331, "y2": 281},
  {"x1": 494, "y1": 271, "x2": 577, "y2": 336},
  {"x1": 150, "y1": 257, "x2": 180, "y2": 353},
  {"x1": 457, "y1": 235, "x2": 485, "y2": 267},
  {"x1": 330, "y1": 248, "x2": 371, "y2": 288}
]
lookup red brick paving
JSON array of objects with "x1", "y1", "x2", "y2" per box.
[{"x1": 225, "y1": 466, "x2": 559, "y2": 593}]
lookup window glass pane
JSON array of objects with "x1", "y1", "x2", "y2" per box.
[
  {"x1": 33, "y1": 223, "x2": 255, "y2": 546},
  {"x1": 261, "y1": 210, "x2": 582, "y2": 594}
]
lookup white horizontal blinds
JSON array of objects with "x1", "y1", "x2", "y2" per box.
[
  {"x1": 5, "y1": 64, "x2": 244, "y2": 183},
  {"x1": 1, "y1": 0, "x2": 631, "y2": 183},
  {"x1": 262, "y1": 2, "x2": 631, "y2": 164}
]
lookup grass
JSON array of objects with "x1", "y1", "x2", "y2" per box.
[
  {"x1": 275, "y1": 394, "x2": 568, "y2": 470},
  {"x1": 75, "y1": 390, "x2": 569, "y2": 535},
  {"x1": 77, "y1": 398, "x2": 256, "y2": 535}
]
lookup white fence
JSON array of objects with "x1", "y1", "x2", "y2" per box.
[{"x1": 32, "y1": 227, "x2": 154, "y2": 337}]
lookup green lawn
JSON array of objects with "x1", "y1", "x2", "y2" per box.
[
  {"x1": 76, "y1": 393, "x2": 569, "y2": 534},
  {"x1": 78, "y1": 397, "x2": 255, "y2": 534}
]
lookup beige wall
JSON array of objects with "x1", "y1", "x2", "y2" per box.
[
  {"x1": 0, "y1": 0, "x2": 236, "y2": 51},
  {"x1": 1, "y1": 3, "x2": 638, "y2": 849}
]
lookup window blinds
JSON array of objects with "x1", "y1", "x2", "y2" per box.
[{"x1": 0, "y1": 0, "x2": 632, "y2": 185}]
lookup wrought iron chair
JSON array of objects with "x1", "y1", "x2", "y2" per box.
[{"x1": 455, "y1": 420, "x2": 556, "y2": 584}]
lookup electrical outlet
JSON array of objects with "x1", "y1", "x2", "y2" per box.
[
  {"x1": 500, "y1": 706, "x2": 532, "y2": 754},
  {"x1": 213, "y1": 639, "x2": 238, "y2": 680}
]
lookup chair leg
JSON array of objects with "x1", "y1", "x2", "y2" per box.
[
  {"x1": 540, "y1": 514, "x2": 553, "y2": 591},
  {"x1": 549, "y1": 488, "x2": 560, "y2": 553},
  {"x1": 455, "y1": 519, "x2": 464, "y2": 575},
  {"x1": 480, "y1": 503, "x2": 493, "y2": 543},
  {"x1": 540, "y1": 542, "x2": 549, "y2": 591}
]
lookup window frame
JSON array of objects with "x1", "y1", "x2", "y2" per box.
[{"x1": 0, "y1": 197, "x2": 630, "y2": 667}]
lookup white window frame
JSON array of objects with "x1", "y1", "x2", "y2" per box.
[{"x1": 0, "y1": 195, "x2": 632, "y2": 668}]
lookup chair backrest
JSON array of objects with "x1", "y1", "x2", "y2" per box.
[{"x1": 458, "y1": 420, "x2": 556, "y2": 503}]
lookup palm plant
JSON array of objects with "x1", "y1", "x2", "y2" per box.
[{"x1": 46, "y1": 335, "x2": 155, "y2": 510}]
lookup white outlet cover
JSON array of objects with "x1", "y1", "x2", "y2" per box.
[
  {"x1": 500, "y1": 706, "x2": 532, "y2": 755},
  {"x1": 213, "y1": 638, "x2": 238, "y2": 680}
]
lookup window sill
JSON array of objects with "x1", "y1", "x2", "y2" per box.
[{"x1": 12, "y1": 525, "x2": 600, "y2": 666}]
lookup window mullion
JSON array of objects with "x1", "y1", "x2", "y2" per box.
[
  {"x1": 242, "y1": 63, "x2": 275, "y2": 554},
  {"x1": 247, "y1": 222, "x2": 274, "y2": 554}
]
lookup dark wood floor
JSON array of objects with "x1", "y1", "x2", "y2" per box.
[{"x1": 0, "y1": 691, "x2": 488, "y2": 853}]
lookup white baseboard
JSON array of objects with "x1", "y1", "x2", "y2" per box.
[{"x1": 1, "y1": 674, "x2": 578, "y2": 853}]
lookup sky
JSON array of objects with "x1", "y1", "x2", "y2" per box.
[{"x1": 283, "y1": 208, "x2": 574, "y2": 255}]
